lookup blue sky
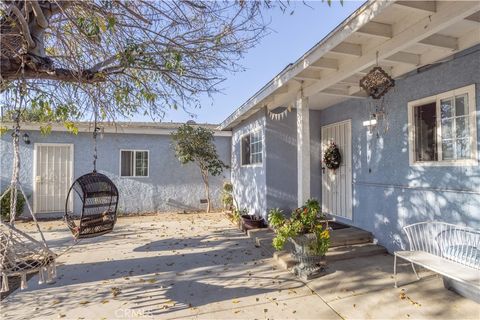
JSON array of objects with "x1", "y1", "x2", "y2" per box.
[{"x1": 161, "y1": 1, "x2": 363, "y2": 124}]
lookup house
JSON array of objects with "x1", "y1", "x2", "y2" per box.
[
  {"x1": 221, "y1": 0, "x2": 480, "y2": 253},
  {"x1": 1, "y1": 0, "x2": 479, "y2": 254},
  {"x1": 0, "y1": 122, "x2": 231, "y2": 217}
]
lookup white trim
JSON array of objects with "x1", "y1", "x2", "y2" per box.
[
  {"x1": 220, "y1": 0, "x2": 480, "y2": 130},
  {"x1": 9, "y1": 122, "x2": 232, "y2": 137},
  {"x1": 33, "y1": 143, "x2": 74, "y2": 214},
  {"x1": 240, "y1": 129, "x2": 263, "y2": 167},
  {"x1": 119, "y1": 149, "x2": 150, "y2": 178},
  {"x1": 407, "y1": 84, "x2": 478, "y2": 167},
  {"x1": 297, "y1": 94, "x2": 310, "y2": 206},
  {"x1": 219, "y1": 0, "x2": 395, "y2": 130}
]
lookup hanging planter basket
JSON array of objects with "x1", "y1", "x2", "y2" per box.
[
  {"x1": 323, "y1": 142, "x2": 342, "y2": 170},
  {"x1": 359, "y1": 66, "x2": 395, "y2": 99}
]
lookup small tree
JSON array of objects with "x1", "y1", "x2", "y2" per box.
[{"x1": 171, "y1": 124, "x2": 227, "y2": 213}]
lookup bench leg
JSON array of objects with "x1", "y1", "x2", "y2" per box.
[
  {"x1": 394, "y1": 254, "x2": 398, "y2": 288},
  {"x1": 411, "y1": 263, "x2": 420, "y2": 280}
]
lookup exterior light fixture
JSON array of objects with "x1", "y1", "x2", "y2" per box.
[{"x1": 22, "y1": 133, "x2": 30, "y2": 144}]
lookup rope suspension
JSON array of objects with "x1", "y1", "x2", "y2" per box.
[{"x1": 1, "y1": 53, "x2": 57, "y2": 293}]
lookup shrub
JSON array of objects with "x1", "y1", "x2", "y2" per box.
[
  {"x1": 268, "y1": 199, "x2": 330, "y2": 256},
  {"x1": 1, "y1": 189, "x2": 26, "y2": 221}
]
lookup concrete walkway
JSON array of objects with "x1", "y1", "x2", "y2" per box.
[{"x1": 1, "y1": 213, "x2": 478, "y2": 319}]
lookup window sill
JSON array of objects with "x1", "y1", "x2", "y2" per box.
[
  {"x1": 410, "y1": 159, "x2": 478, "y2": 167},
  {"x1": 119, "y1": 175, "x2": 150, "y2": 178},
  {"x1": 240, "y1": 163, "x2": 263, "y2": 168}
]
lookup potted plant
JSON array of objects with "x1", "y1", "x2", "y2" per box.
[
  {"x1": 268, "y1": 199, "x2": 330, "y2": 280},
  {"x1": 221, "y1": 182, "x2": 234, "y2": 213},
  {"x1": 241, "y1": 213, "x2": 266, "y2": 231}
]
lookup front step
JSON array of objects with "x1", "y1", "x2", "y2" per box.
[
  {"x1": 326, "y1": 242, "x2": 387, "y2": 262},
  {"x1": 330, "y1": 227, "x2": 373, "y2": 247},
  {"x1": 247, "y1": 226, "x2": 387, "y2": 274}
]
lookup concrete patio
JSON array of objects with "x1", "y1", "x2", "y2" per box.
[{"x1": 1, "y1": 212, "x2": 478, "y2": 319}]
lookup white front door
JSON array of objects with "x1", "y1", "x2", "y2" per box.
[
  {"x1": 34, "y1": 144, "x2": 73, "y2": 213},
  {"x1": 321, "y1": 120, "x2": 352, "y2": 220}
]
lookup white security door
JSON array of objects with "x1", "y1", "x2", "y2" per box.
[
  {"x1": 34, "y1": 144, "x2": 73, "y2": 213},
  {"x1": 321, "y1": 120, "x2": 352, "y2": 219}
]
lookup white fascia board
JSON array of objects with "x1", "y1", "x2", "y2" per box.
[
  {"x1": 218, "y1": 0, "x2": 395, "y2": 130},
  {"x1": 4, "y1": 122, "x2": 232, "y2": 137}
]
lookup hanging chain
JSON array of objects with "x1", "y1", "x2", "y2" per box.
[{"x1": 93, "y1": 92, "x2": 98, "y2": 173}]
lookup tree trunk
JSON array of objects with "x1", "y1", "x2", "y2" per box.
[{"x1": 201, "y1": 170, "x2": 211, "y2": 213}]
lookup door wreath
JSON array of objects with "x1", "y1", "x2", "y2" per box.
[{"x1": 323, "y1": 142, "x2": 342, "y2": 170}]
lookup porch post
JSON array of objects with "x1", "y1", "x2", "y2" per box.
[{"x1": 296, "y1": 90, "x2": 310, "y2": 207}]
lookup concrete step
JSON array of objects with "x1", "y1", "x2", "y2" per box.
[
  {"x1": 330, "y1": 227, "x2": 373, "y2": 247},
  {"x1": 326, "y1": 243, "x2": 387, "y2": 262},
  {"x1": 273, "y1": 243, "x2": 387, "y2": 270},
  {"x1": 247, "y1": 228, "x2": 273, "y2": 238},
  {"x1": 273, "y1": 250, "x2": 296, "y2": 270}
]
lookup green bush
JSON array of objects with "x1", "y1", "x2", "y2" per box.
[
  {"x1": 268, "y1": 199, "x2": 330, "y2": 256},
  {"x1": 1, "y1": 189, "x2": 26, "y2": 221},
  {"x1": 221, "y1": 182, "x2": 234, "y2": 210}
]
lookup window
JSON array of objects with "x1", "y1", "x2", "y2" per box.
[
  {"x1": 408, "y1": 84, "x2": 477, "y2": 165},
  {"x1": 120, "y1": 150, "x2": 149, "y2": 177},
  {"x1": 241, "y1": 130, "x2": 262, "y2": 165}
]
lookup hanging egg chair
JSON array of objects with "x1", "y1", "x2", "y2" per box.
[{"x1": 64, "y1": 172, "x2": 118, "y2": 239}]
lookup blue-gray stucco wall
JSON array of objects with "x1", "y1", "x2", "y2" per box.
[
  {"x1": 1, "y1": 130, "x2": 231, "y2": 216},
  {"x1": 264, "y1": 109, "x2": 323, "y2": 215},
  {"x1": 231, "y1": 46, "x2": 479, "y2": 253},
  {"x1": 231, "y1": 110, "x2": 267, "y2": 216},
  {"x1": 317, "y1": 47, "x2": 480, "y2": 252}
]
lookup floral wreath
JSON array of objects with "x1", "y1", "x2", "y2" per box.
[{"x1": 323, "y1": 142, "x2": 342, "y2": 170}]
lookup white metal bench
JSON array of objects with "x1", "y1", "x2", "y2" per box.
[{"x1": 394, "y1": 222, "x2": 480, "y2": 289}]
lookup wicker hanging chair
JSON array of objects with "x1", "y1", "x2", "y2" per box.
[{"x1": 64, "y1": 172, "x2": 118, "y2": 239}]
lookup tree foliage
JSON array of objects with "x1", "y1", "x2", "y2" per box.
[
  {"x1": 171, "y1": 124, "x2": 227, "y2": 212},
  {"x1": 1, "y1": 0, "x2": 271, "y2": 120}
]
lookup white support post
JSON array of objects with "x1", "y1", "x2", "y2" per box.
[{"x1": 296, "y1": 91, "x2": 310, "y2": 207}]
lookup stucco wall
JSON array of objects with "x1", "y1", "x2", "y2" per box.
[
  {"x1": 229, "y1": 46, "x2": 479, "y2": 252},
  {"x1": 231, "y1": 110, "x2": 267, "y2": 216},
  {"x1": 264, "y1": 109, "x2": 323, "y2": 217},
  {"x1": 265, "y1": 109, "x2": 297, "y2": 214},
  {"x1": 1, "y1": 130, "x2": 231, "y2": 216},
  {"x1": 316, "y1": 46, "x2": 480, "y2": 252}
]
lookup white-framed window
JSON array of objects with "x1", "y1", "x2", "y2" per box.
[
  {"x1": 241, "y1": 130, "x2": 263, "y2": 166},
  {"x1": 408, "y1": 84, "x2": 477, "y2": 166},
  {"x1": 120, "y1": 150, "x2": 149, "y2": 177}
]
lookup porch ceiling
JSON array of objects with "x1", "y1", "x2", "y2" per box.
[{"x1": 219, "y1": 0, "x2": 480, "y2": 129}]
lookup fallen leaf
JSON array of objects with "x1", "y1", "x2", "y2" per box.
[{"x1": 111, "y1": 287, "x2": 122, "y2": 297}]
